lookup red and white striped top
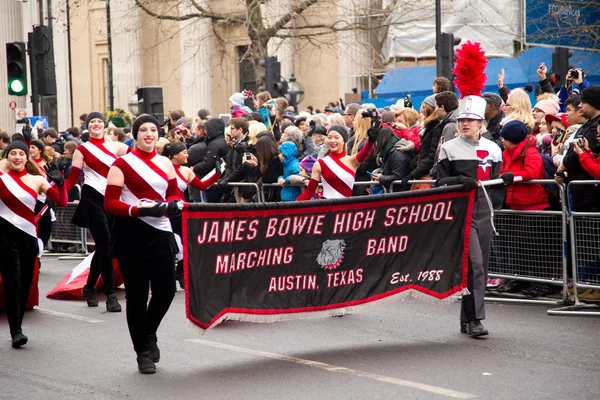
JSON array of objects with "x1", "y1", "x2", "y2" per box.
[
  {"x1": 318, "y1": 152, "x2": 356, "y2": 199},
  {"x1": 112, "y1": 149, "x2": 172, "y2": 232},
  {"x1": 0, "y1": 169, "x2": 38, "y2": 239},
  {"x1": 174, "y1": 165, "x2": 188, "y2": 194},
  {"x1": 78, "y1": 137, "x2": 117, "y2": 196}
]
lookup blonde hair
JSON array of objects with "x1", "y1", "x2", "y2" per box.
[
  {"x1": 256, "y1": 91, "x2": 272, "y2": 108},
  {"x1": 351, "y1": 110, "x2": 371, "y2": 155},
  {"x1": 502, "y1": 88, "x2": 535, "y2": 130},
  {"x1": 536, "y1": 92, "x2": 559, "y2": 102},
  {"x1": 248, "y1": 122, "x2": 267, "y2": 145},
  {"x1": 397, "y1": 108, "x2": 420, "y2": 128}
]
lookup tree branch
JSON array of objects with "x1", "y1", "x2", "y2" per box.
[
  {"x1": 265, "y1": 0, "x2": 319, "y2": 38},
  {"x1": 133, "y1": 0, "x2": 237, "y2": 22}
]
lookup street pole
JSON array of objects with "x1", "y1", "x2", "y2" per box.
[
  {"x1": 106, "y1": 0, "x2": 115, "y2": 111},
  {"x1": 28, "y1": 32, "x2": 40, "y2": 116},
  {"x1": 435, "y1": 0, "x2": 441, "y2": 77}
]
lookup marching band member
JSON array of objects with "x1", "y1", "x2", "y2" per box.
[
  {"x1": 296, "y1": 124, "x2": 378, "y2": 200},
  {"x1": 162, "y1": 141, "x2": 220, "y2": 288},
  {"x1": 0, "y1": 140, "x2": 67, "y2": 348},
  {"x1": 64, "y1": 112, "x2": 129, "y2": 311},
  {"x1": 104, "y1": 114, "x2": 182, "y2": 374}
]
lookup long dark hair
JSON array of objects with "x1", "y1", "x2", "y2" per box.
[
  {"x1": 374, "y1": 127, "x2": 395, "y2": 156},
  {"x1": 255, "y1": 136, "x2": 279, "y2": 174}
]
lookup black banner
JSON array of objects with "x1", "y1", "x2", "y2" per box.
[{"x1": 183, "y1": 187, "x2": 474, "y2": 331}]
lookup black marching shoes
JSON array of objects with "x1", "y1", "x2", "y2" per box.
[
  {"x1": 148, "y1": 334, "x2": 160, "y2": 363},
  {"x1": 136, "y1": 351, "x2": 156, "y2": 374},
  {"x1": 11, "y1": 332, "x2": 28, "y2": 349},
  {"x1": 106, "y1": 294, "x2": 122, "y2": 312},
  {"x1": 460, "y1": 320, "x2": 489, "y2": 338},
  {"x1": 82, "y1": 285, "x2": 98, "y2": 307}
]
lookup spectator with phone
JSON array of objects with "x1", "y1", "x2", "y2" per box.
[
  {"x1": 192, "y1": 118, "x2": 228, "y2": 203},
  {"x1": 552, "y1": 95, "x2": 587, "y2": 167},
  {"x1": 370, "y1": 126, "x2": 415, "y2": 192},
  {"x1": 555, "y1": 85, "x2": 600, "y2": 211},
  {"x1": 218, "y1": 118, "x2": 250, "y2": 203},
  {"x1": 536, "y1": 63, "x2": 556, "y2": 95},
  {"x1": 558, "y1": 68, "x2": 589, "y2": 112}
]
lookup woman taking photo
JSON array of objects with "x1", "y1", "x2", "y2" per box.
[
  {"x1": 0, "y1": 140, "x2": 67, "y2": 348},
  {"x1": 297, "y1": 124, "x2": 378, "y2": 200},
  {"x1": 162, "y1": 141, "x2": 221, "y2": 289},
  {"x1": 104, "y1": 114, "x2": 182, "y2": 374},
  {"x1": 64, "y1": 112, "x2": 129, "y2": 312}
]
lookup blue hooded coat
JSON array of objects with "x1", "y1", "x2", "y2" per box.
[{"x1": 278, "y1": 142, "x2": 302, "y2": 201}]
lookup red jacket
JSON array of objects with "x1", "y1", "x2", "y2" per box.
[
  {"x1": 501, "y1": 136, "x2": 549, "y2": 210},
  {"x1": 578, "y1": 151, "x2": 600, "y2": 179},
  {"x1": 382, "y1": 123, "x2": 421, "y2": 152}
]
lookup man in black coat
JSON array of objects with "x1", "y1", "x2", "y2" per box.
[
  {"x1": 193, "y1": 118, "x2": 228, "y2": 203},
  {"x1": 482, "y1": 93, "x2": 505, "y2": 150}
]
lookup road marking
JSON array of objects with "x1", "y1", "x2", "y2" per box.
[
  {"x1": 188, "y1": 339, "x2": 475, "y2": 399},
  {"x1": 36, "y1": 308, "x2": 104, "y2": 323}
]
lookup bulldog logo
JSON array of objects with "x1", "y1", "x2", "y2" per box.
[{"x1": 317, "y1": 239, "x2": 346, "y2": 270}]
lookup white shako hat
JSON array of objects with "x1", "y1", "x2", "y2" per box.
[{"x1": 457, "y1": 95, "x2": 487, "y2": 120}]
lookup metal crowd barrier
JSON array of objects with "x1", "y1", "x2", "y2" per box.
[
  {"x1": 549, "y1": 180, "x2": 600, "y2": 316},
  {"x1": 48, "y1": 201, "x2": 88, "y2": 255},
  {"x1": 260, "y1": 181, "x2": 386, "y2": 202}
]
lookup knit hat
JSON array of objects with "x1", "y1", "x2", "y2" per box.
[
  {"x1": 500, "y1": 120, "x2": 529, "y2": 144},
  {"x1": 229, "y1": 93, "x2": 245, "y2": 107},
  {"x1": 309, "y1": 124, "x2": 327, "y2": 137},
  {"x1": 327, "y1": 125, "x2": 349, "y2": 143},
  {"x1": 482, "y1": 92, "x2": 503, "y2": 106},
  {"x1": 167, "y1": 142, "x2": 186, "y2": 158},
  {"x1": 523, "y1": 84, "x2": 534, "y2": 94},
  {"x1": 544, "y1": 112, "x2": 570, "y2": 129},
  {"x1": 423, "y1": 94, "x2": 437, "y2": 109},
  {"x1": 85, "y1": 111, "x2": 106, "y2": 127},
  {"x1": 30, "y1": 139, "x2": 45, "y2": 155},
  {"x1": 533, "y1": 99, "x2": 560, "y2": 115},
  {"x1": 300, "y1": 155, "x2": 316, "y2": 174},
  {"x1": 5, "y1": 140, "x2": 29, "y2": 159},
  {"x1": 580, "y1": 85, "x2": 600, "y2": 110},
  {"x1": 132, "y1": 114, "x2": 161, "y2": 140}
]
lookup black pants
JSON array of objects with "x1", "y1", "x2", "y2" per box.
[
  {"x1": 0, "y1": 238, "x2": 36, "y2": 336},
  {"x1": 118, "y1": 253, "x2": 176, "y2": 354},
  {"x1": 86, "y1": 219, "x2": 115, "y2": 296}
]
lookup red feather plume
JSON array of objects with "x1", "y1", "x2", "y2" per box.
[{"x1": 452, "y1": 41, "x2": 488, "y2": 99}]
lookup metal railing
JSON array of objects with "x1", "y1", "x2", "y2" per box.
[{"x1": 548, "y1": 180, "x2": 600, "y2": 316}]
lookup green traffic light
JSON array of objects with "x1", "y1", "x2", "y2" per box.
[{"x1": 9, "y1": 79, "x2": 25, "y2": 94}]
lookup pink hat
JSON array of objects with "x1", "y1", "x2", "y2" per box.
[
  {"x1": 300, "y1": 155, "x2": 316, "y2": 174},
  {"x1": 533, "y1": 99, "x2": 560, "y2": 116}
]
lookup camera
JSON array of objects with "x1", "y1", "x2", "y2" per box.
[
  {"x1": 361, "y1": 108, "x2": 379, "y2": 120},
  {"x1": 570, "y1": 70, "x2": 579, "y2": 80},
  {"x1": 404, "y1": 94, "x2": 413, "y2": 109},
  {"x1": 244, "y1": 153, "x2": 252, "y2": 161}
]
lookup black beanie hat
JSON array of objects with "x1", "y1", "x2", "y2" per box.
[
  {"x1": 132, "y1": 114, "x2": 161, "y2": 140},
  {"x1": 580, "y1": 85, "x2": 600, "y2": 110},
  {"x1": 5, "y1": 140, "x2": 30, "y2": 159},
  {"x1": 31, "y1": 139, "x2": 45, "y2": 154},
  {"x1": 167, "y1": 142, "x2": 186, "y2": 158},
  {"x1": 500, "y1": 120, "x2": 529, "y2": 145},
  {"x1": 85, "y1": 111, "x2": 106, "y2": 127},
  {"x1": 327, "y1": 125, "x2": 349, "y2": 143}
]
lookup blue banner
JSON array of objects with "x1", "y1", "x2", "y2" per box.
[{"x1": 525, "y1": 0, "x2": 600, "y2": 50}]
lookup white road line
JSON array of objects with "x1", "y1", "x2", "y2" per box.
[
  {"x1": 188, "y1": 339, "x2": 475, "y2": 399},
  {"x1": 36, "y1": 308, "x2": 105, "y2": 323}
]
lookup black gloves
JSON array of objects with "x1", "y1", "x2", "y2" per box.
[
  {"x1": 166, "y1": 200, "x2": 181, "y2": 217},
  {"x1": 216, "y1": 179, "x2": 229, "y2": 188},
  {"x1": 22, "y1": 125, "x2": 32, "y2": 141},
  {"x1": 367, "y1": 125, "x2": 380, "y2": 143},
  {"x1": 44, "y1": 163, "x2": 64, "y2": 186},
  {"x1": 500, "y1": 172, "x2": 514, "y2": 185},
  {"x1": 138, "y1": 202, "x2": 167, "y2": 217},
  {"x1": 457, "y1": 176, "x2": 477, "y2": 191},
  {"x1": 401, "y1": 175, "x2": 411, "y2": 188},
  {"x1": 215, "y1": 159, "x2": 223, "y2": 177}
]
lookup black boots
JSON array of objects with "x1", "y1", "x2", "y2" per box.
[
  {"x1": 11, "y1": 331, "x2": 28, "y2": 349},
  {"x1": 106, "y1": 294, "x2": 122, "y2": 312},
  {"x1": 460, "y1": 320, "x2": 489, "y2": 337},
  {"x1": 82, "y1": 285, "x2": 98, "y2": 307},
  {"x1": 148, "y1": 334, "x2": 160, "y2": 363},
  {"x1": 136, "y1": 351, "x2": 156, "y2": 374}
]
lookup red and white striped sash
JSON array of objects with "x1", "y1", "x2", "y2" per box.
[
  {"x1": 173, "y1": 165, "x2": 188, "y2": 194},
  {"x1": 318, "y1": 156, "x2": 355, "y2": 199},
  {"x1": 117, "y1": 152, "x2": 172, "y2": 232},
  {"x1": 78, "y1": 141, "x2": 117, "y2": 195},
  {"x1": 0, "y1": 173, "x2": 38, "y2": 238}
]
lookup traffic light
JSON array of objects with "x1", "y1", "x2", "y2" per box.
[
  {"x1": 552, "y1": 47, "x2": 574, "y2": 85},
  {"x1": 137, "y1": 86, "x2": 164, "y2": 123},
  {"x1": 258, "y1": 56, "x2": 280, "y2": 97},
  {"x1": 274, "y1": 81, "x2": 288, "y2": 97},
  {"x1": 6, "y1": 42, "x2": 28, "y2": 96},
  {"x1": 33, "y1": 25, "x2": 57, "y2": 96},
  {"x1": 437, "y1": 33, "x2": 461, "y2": 87}
]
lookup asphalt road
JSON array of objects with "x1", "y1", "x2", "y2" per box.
[{"x1": 1, "y1": 256, "x2": 599, "y2": 400}]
